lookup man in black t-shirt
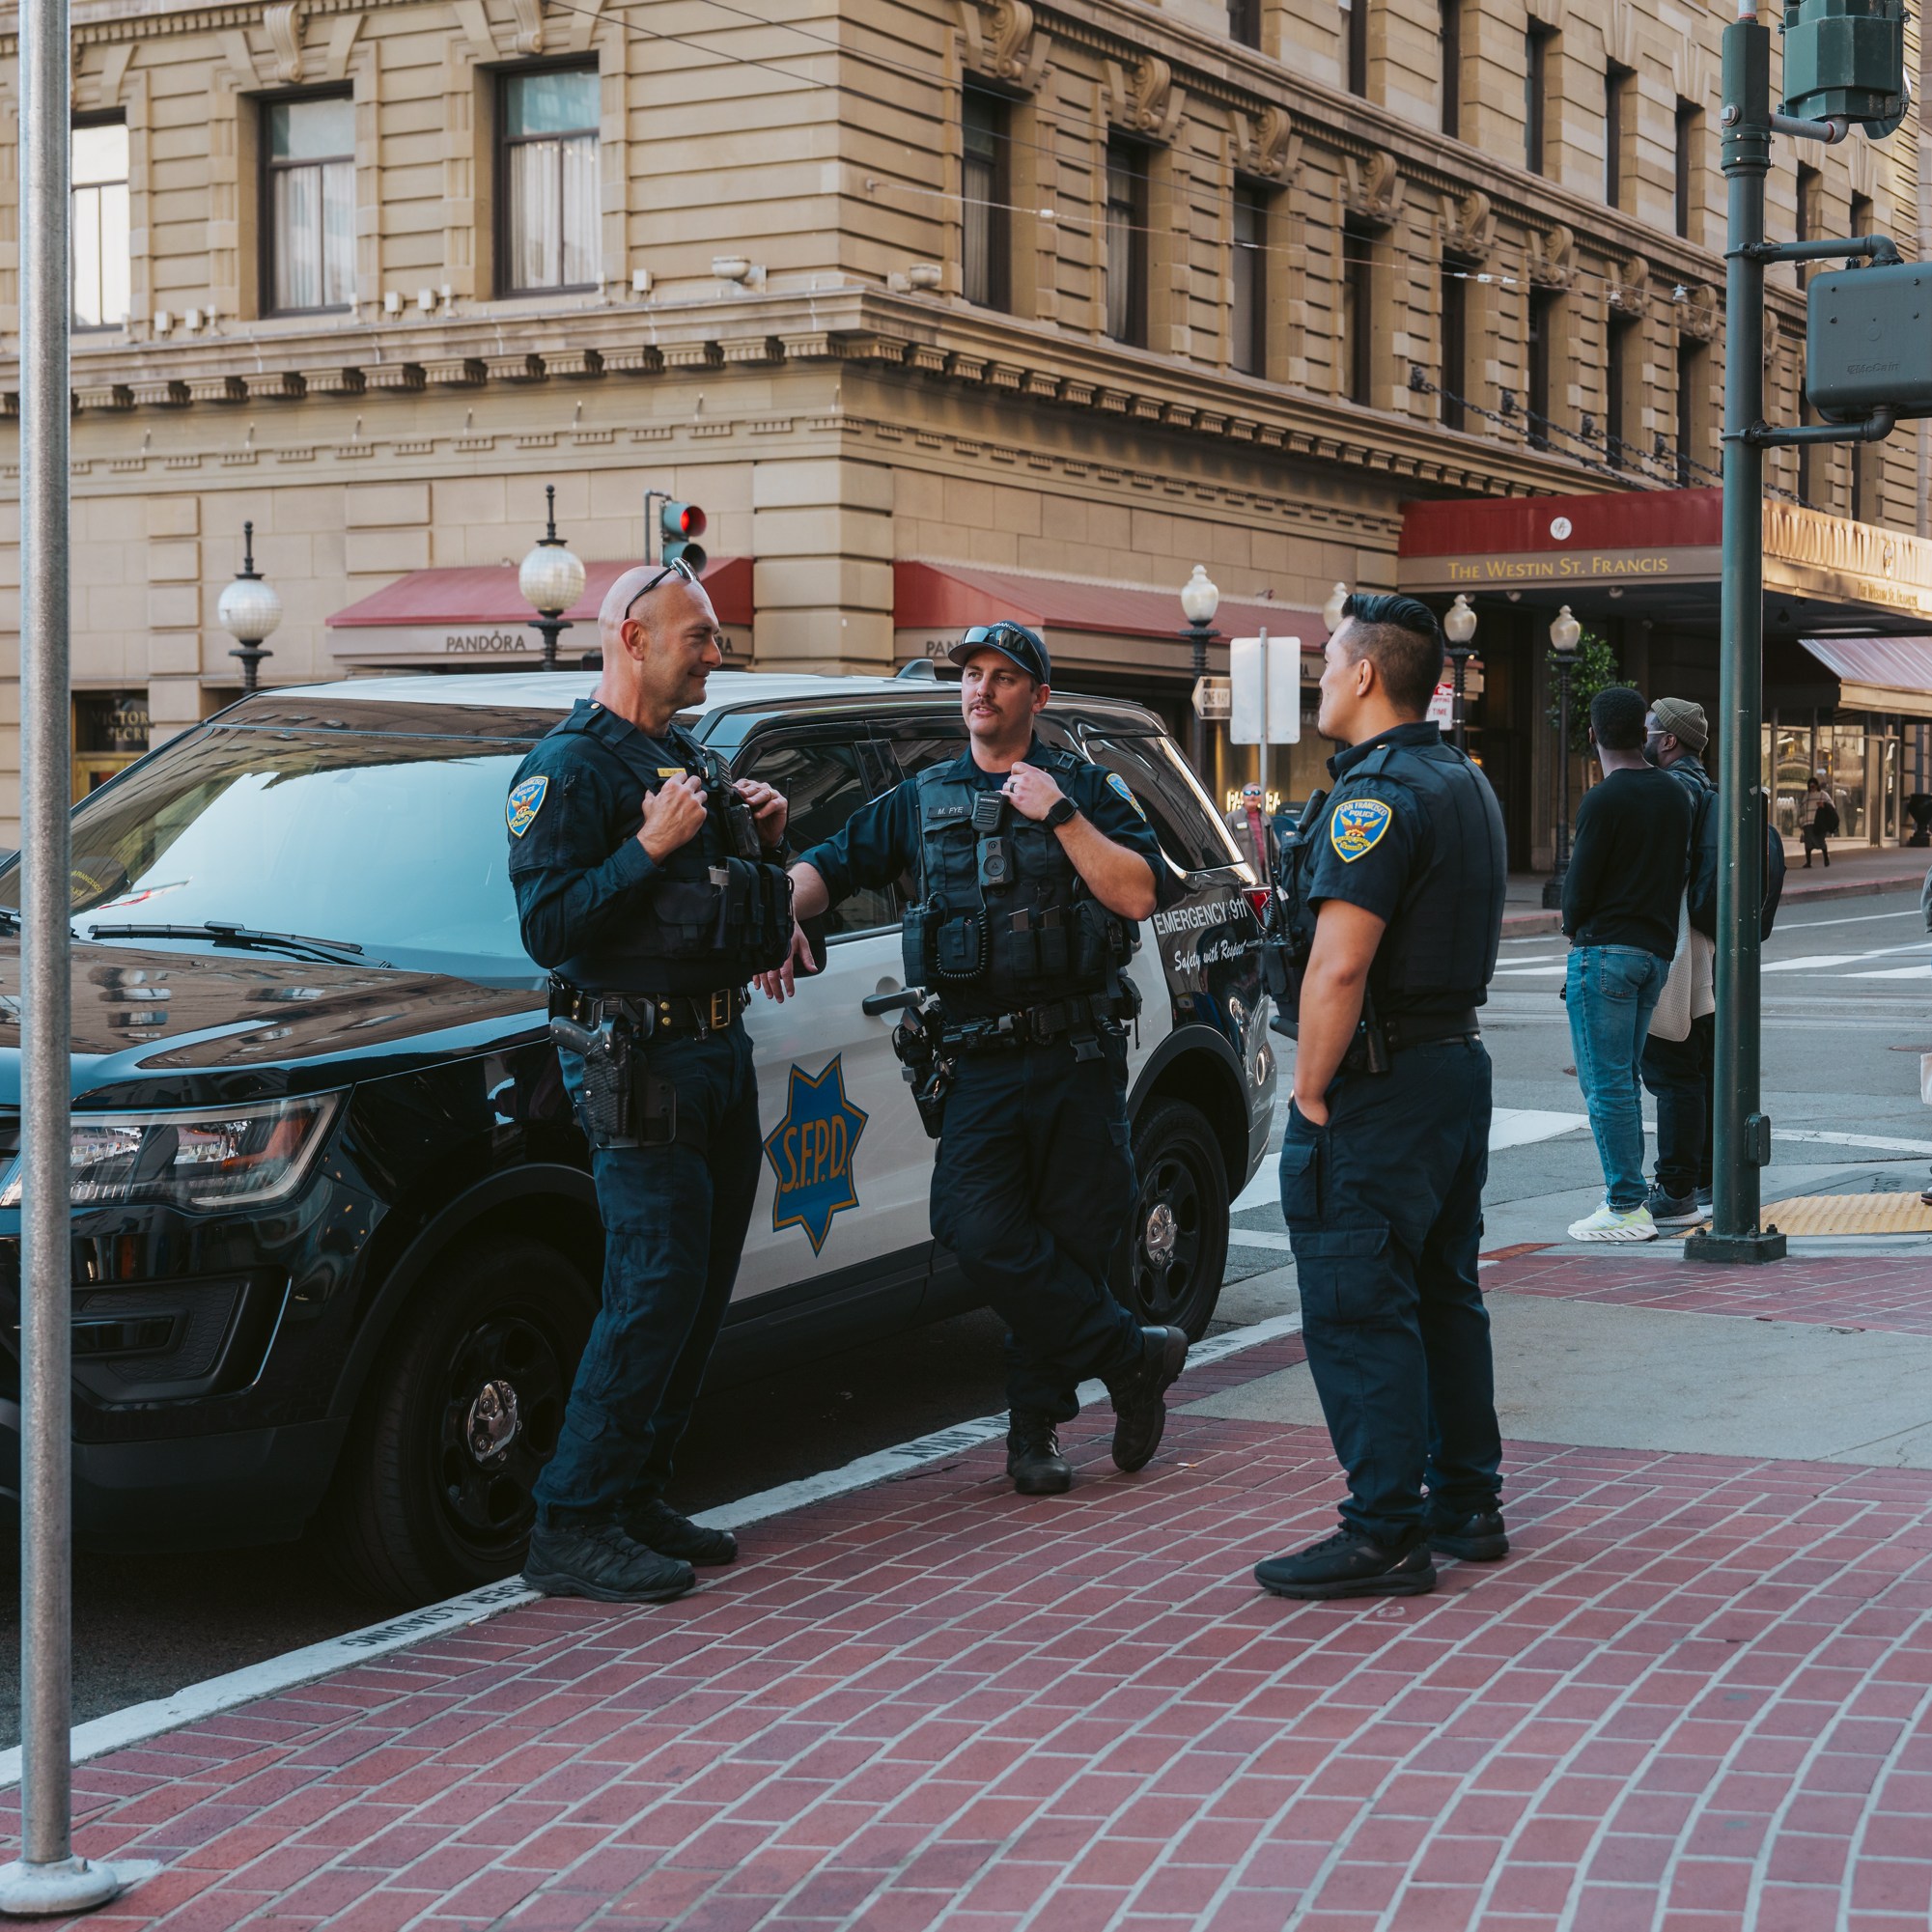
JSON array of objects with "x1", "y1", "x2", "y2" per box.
[{"x1": 1560, "y1": 686, "x2": 1693, "y2": 1243}]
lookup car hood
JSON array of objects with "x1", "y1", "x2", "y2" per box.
[{"x1": 0, "y1": 941, "x2": 548, "y2": 1106}]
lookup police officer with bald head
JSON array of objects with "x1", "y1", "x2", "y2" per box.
[{"x1": 506, "y1": 559, "x2": 794, "y2": 1603}]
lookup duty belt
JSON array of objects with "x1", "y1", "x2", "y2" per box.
[
  {"x1": 942, "y1": 992, "x2": 1132, "y2": 1053},
  {"x1": 548, "y1": 980, "x2": 748, "y2": 1039},
  {"x1": 1380, "y1": 1009, "x2": 1481, "y2": 1050}
]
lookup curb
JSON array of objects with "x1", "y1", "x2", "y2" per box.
[{"x1": 1499, "y1": 864, "x2": 1924, "y2": 938}]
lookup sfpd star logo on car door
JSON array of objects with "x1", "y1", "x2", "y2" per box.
[{"x1": 762, "y1": 1056, "x2": 870, "y2": 1255}]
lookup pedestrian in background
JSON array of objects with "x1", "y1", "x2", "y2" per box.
[
  {"x1": 1800, "y1": 772, "x2": 1837, "y2": 867},
  {"x1": 1639, "y1": 698, "x2": 1716, "y2": 1226},
  {"x1": 1562, "y1": 686, "x2": 1694, "y2": 1243}
]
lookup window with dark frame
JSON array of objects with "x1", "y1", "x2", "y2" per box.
[
  {"x1": 499, "y1": 66, "x2": 600, "y2": 296},
  {"x1": 1850, "y1": 189, "x2": 1874, "y2": 242},
  {"x1": 72, "y1": 117, "x2": 129, "y2": 330},
  {"x1": 1675, "y1": 337, "x2": 1703, "y2": 487},
  {"x1": 1440, "y1": 266, "x2": 1466, "y2": 431},
  {"x1": 1231, "y1": 182, "x2": 1268, "y2": 378},
  {"x1": 1605, "y1": 316, "x2": 1634, "y2": 469},
  {"x1": 1796, "y1": 161, "x2": 1824, "y2": 290},
  {"x1": 1229, "y1": 0, "x2": 1262, "y2": 50},
  {"x1": 1525, "y1": 21, "x2": 1554, "y2": 175},
  {"x1": 1526, "y1": 290, "x2": 1554, "y2": 448},
  {"x1": 1673, "y1": 101, "x2": 1700, "y2": 238},
  {"x1": 1342, "y1": 0, "x2": 1368, "y2": 98},
  {"x1": 1605, "y1": 62, "x2": 1633, "y2": 208},
  {"x1": 962, "y1": 87, "x2": 1011, "y2": 311},
  {"x1": 264, "y1": 93, "x2": 354, "y2": 315},
  {"x1": 1440, "y1": 0, "x2": 1461, "y2": 138},
  {"x1": 1341, "y1": 219, "x2": 1373, "y2": 406},
  {"x1": 1105, "y1": 139, "x2": 1149, "y2": 347}
]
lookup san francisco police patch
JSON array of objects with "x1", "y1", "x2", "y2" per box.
[
  {"x1": 1106, "y1": 771, "x2": 1147, "y2": 819},
  {"x1": 1330, "y1": 797, "x2": 1392, "y2": 862},
  {"x1": 505, "y1": 775, "x2": 548, "y2": 838}
]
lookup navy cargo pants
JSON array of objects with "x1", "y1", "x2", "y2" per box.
[
  {"x1": 1278, "y1": 1036, "x2": 1502, "y2": 1544},
  {"x1": 534, "y1": 1023, "x2": 761, "y2": 1529},
  {"x1": 932, "y1": 1031, "x2": 1147, "y2": 1422}
]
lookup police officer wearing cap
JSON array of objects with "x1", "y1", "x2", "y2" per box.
[
  {"x1": 1255, "y1": 594, "x2": 1508, "y2": 1601},
  {"x1": 765, "y1": 622, "x2": 1189, "y2": 1495},
  {"x1": 506, "y1": 559, "x2": 794, "y2": 1603}
]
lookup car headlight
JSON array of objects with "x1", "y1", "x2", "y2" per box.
[{"x1": 0, "y1": 1093, "x2": 342, "y2": 1212}]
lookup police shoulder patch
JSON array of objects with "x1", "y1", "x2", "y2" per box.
[
  {"x1": 1106, "y1": 770, "x2": 1147, "y2": 819},
  {"x1": 506, "y1": 774, "x2": 548, "y2": 838},
  {"x1": 1329, "y1": 795, "x2": 1393, "y2": 863}
]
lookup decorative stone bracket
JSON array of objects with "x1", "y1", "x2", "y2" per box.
[
  {"x1": 957, "y1": 0, "x2": 1050, "y2": 91},
  {"x1": 1677, "y1": 281, "x2": 1720, "y2": 341},
  {"x1": 1526, "y1": 223, "x2": 1577, "y2": 292},
  {"x1": 1103, "y1": 53, "x2": 1184, "y2": 143},
  {"x1": 1606, "y1": 253, "x2": 1650, "y2": 319},
  {"x1": 1441, "y1": 189, "x2": 1494, "y2": 266},
  {"x1": 1341, "y1": 151, "x2": 1402, "y2": 231},
  {"x1": 1233, "y1": 105, "x2": 1301, "y2": 186}
]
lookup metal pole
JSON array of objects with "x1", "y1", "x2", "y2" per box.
[
  {"x1": 0, "y1": 0, "x2": 128, "y2": 1907},
  {"x1": 1189, "y1": 621, "x2": 1209, "y2": 777},
  {"x1": 1540, "y1": 655, "x2": 1575, "y2": 910},
  {"x1": 1689, "y1": 0, "x2": 1784, "y2": 1264},
  {"x1": 1448, "y1": 645, "x2": 1470, "y2": 753}
]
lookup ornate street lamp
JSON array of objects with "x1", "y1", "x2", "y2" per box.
[
  {"x1": 1542, "y1": 602, "x2": 1583, "y2": 910},
  {"x1": 1443, "y1": 592, "x2": 1478, "y2": 753},
  {"x1": 216, "y1": 521, "x2": 283, "y2": 695},
  {"x1": 1321, "y1": 581, "x2": 1350, "y2": 634},
  {"x1": 1180, "y1": 564, "x2": 1221, "y2": 777},
  {"x1": 518, "y1": 484, "x2": 587, "y2": 672}
]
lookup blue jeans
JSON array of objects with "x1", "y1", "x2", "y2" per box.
[
  {"x1": 1277, "y1": 1038, "x2": 1501, "y2": 1543},
  {"x1": 534, "y1": 1022, "x2": 761, "y2": 1529},
  {"x1": 1566, "y1": 946, "x2": 1668, "y2": 1211}
]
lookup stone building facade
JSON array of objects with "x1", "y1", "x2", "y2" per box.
[{"x1": 0, "y1": 0, "x2": 1922, "y2": 856}]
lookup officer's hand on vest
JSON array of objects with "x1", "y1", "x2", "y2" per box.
[
  {"x1": 734, "y1": 777, "x2": 789, "y2": 848},
  {"x1": 755, "y1": 919, "x2": 817, "y2": 1003},
  {"x1": 1001, "y1": 762, "x2": 1067, "y2": 825},
  {"x1": 638, "y1": 773, "x2": 708, "y2": 860}
]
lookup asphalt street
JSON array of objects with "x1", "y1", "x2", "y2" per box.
[{"x1": 2, "y1": 882, "x2": 1927, "y2": 1750}]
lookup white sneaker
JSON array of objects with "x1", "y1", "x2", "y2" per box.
[{"x1": 1567, "y1": 1201, "x2": 1659, "y2": 1242}]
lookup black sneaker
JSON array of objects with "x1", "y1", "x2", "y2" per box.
[
  {"x1": 1254, "y1": 1526, "x2": 1436, "y2": 1600},
  {"x1": 1108, "y1": 1325, "x2": 1190, "y2": 1472},
  {"x1": 623, "y1": 1498, "x2": 738, "y2": 1567},
  {"x1": 1695, "y1": 1186, "x2": 1713, "y2": 1210},
  {"x1": 521, "y1": 1523, "x2": 696, "y2": 1604},
  {"x1": 1006, "y1": 1412, "x2": 1073, "y2": 1495},
  {"x1": 1645, "y1": 1184, "x2": 1702, "y2": 1228},
  {"x1": 1429, "y1": 1509, "x2": 1509, "y2": 1561}
]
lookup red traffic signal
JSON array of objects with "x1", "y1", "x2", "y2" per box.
[{"x1": 659, "y1": 501, "x2": 708, "y2": 574}]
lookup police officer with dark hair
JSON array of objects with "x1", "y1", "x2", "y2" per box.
[
  {"x1": 506, "y1": 559, "x2": 794, "y2": 1603},
  {"x1": 767, "y1": 623, "x2": 1189, "y2": 1495},
  {"x1": 1255, "y1": 592, "x2": 1508, "y2": 1601}
]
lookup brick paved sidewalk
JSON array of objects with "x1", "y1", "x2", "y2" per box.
[{"x1": 19, "y1": 1255, "x2": 1932, "y2": 1932}]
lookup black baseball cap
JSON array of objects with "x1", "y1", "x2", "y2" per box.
[{"x1": 947, "y1": 621, "x2": 1051, "y2": 685}]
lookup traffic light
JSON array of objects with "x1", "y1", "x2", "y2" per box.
[
  {"x1": 659, "y1": 501, "x2": 707, "y2": 574},
  {"x1": 1780, "y1": 0, "x2": 1910, "y2": 138}
]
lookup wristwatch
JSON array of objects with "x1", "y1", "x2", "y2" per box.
[{"x1": 1043, "y1": 796, "x2": 1078, "y2": 831}]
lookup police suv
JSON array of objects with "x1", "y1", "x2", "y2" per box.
[{"x1": 0, "y1": 671, "x2": 1274, "y2": 1601}]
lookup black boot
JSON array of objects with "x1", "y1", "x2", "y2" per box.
[
  {"x1": 1428, "y1": 1508, "x2": 1509, "y2": 1561},
  {"x1": 1108, "y1": 1325, "x2": 1190, "y2": 1472},
  {"x1": 623, "y1": 1498, "x2": 739, "y2": 1567},
  {"x1": 1254, "y1": 1526, "x2": 1436, "y2": 1600},
  {"x1": 522, "y1": 1522, "x2": 696, "y2": 1603},
  {"x1": 1006, "y1": 1412, "x2": 1073, "y2": 1495}
]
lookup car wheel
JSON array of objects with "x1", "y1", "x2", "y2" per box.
[
  {"x1": 323, "y1": 1235, "x2": 596, "y2": 1603},
  {"x1": 1124, "y1": 1099, "x2": 1229, "y2": 1341}
]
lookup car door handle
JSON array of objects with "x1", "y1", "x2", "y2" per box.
[{"x1": 862, "y1": 988, "x2": 919, "y2": 1018}]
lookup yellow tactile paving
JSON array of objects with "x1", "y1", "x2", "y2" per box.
[{"x1": 1760, "y1": 1193, "x2": 1932, "y2": 1236}]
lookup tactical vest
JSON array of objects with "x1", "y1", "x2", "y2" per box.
[
  {"x1": 901, "y1": 749, "x2": 1136, "y2": 1010},
  {"x1": 1290, "y1": 737, "x2": 1505, "y2": 1009},
  {"x1": 549, "y1": 713, "x2": 794, "y2": 997}
]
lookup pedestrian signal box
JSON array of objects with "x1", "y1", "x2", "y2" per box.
[
  {"x1": 659, "y1": 501, "x2": 707, "y2": 574},
  {"x1": 1806, "y1": 261, "x2": 1932, "y2": 421},
  {"x1": 1780, "y1": 0, "x2": 1910, "y2": 137}
]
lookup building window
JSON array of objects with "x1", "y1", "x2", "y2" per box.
[
  {"x1": 264, "y1": 94, "x2": 354, "y2": 314},
  {"x1": 1673, "y1": 101, "x2": 1700, "y2": 238},
  {"x1": 1229, "y1": 0, "x2": 1261, "y2": 49},
  {"x1": 1676, "y1": 338, "x2": 1704, "y2": 486},
  {"x1": 1605, "y1": 317, "x2": 1634, "y2": 469},
  {"x1": 1440, "y1": 266, "x2": 1466, "y2": 431},
  {"x1": 962, "y1": 88, "x2": 1010, "y2": 311},
  {"x1": 1341, "y1": 0, "x2": 1368, "y2": 97},
  {"x1": 1340, "y1": 219, "x2": 1373, "y2": 406},
  {"x1": 1526, "y1": 21, "x2": 1554, "y2": 175},
  {"x1": 1231, "y1": 182, "x2": 1267, "y2": 377},
  {"x1": 1440, "y1": 0, "x2": 1462, "y2": 138},
  {"x1": 72, "y1": 690, "x2": 150, "y2": 801},
  {"x1": 1605, "y1": 63, "x2": 1633, "y2": 208},
  {"x1": 1526, "y1": 291, "x2": 1555, "y2": 448},
  {"x1": 500, "y1": 66, "x2": 600, "y2": 295},
  {"x1": 1796, "y1": 160, "x2": 1824, "y2": 291},
  {"x1": 72, "y1": 119, "x2": 129, "y2": 331},
  {"x1": 1105, "y1": 140, "x2": 1148, "y2": 347},
  {"x1": 1850, "y1": 190, "x2": 1874, "y2": 241}
]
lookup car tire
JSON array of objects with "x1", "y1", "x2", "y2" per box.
[
  {"x1": 322, "y1": 1235, "x2": 597, "y2": 1604},
  {"x1": 1123, "y1": 1098, "x2": 1229, "y2": 1342}
]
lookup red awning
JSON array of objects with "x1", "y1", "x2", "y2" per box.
[
  {"x1": 328, "y1": 556, "x2": 753, "y2": 630},
  {"x1": 895, "y1": 560, "x2": 1324, "y2": 650},
  {"x1": 1400, "y1": 487, "x2": 1723, "y2": 567}
]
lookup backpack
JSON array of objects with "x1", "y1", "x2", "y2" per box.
[{"x1": 1687, "y1": 781, "x2": 1784, "y2": 941}]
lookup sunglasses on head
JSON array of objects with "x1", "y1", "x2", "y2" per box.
[
  {"x1": 623, "y1": 555, "x2": 698, "y2": 624},
  {"x1": 961, "y1": 623, "x2": 1043, "y2": 673}
]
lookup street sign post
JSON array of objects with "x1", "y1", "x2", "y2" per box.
[{"x1": 1228, "y1": 632, "x2": 1301, "y2": 819}]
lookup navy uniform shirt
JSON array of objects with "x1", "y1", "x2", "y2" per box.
[
  {"x1": 801, "y1": 737, "x2": 1162, "y2": 995},
  {"x1": 507, "y1": 699, "x2": 732, "y2": 974}
]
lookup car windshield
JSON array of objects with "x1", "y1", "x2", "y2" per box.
[{"x1": 0, "y1": 722, "x2": 545, "y2": 986}]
